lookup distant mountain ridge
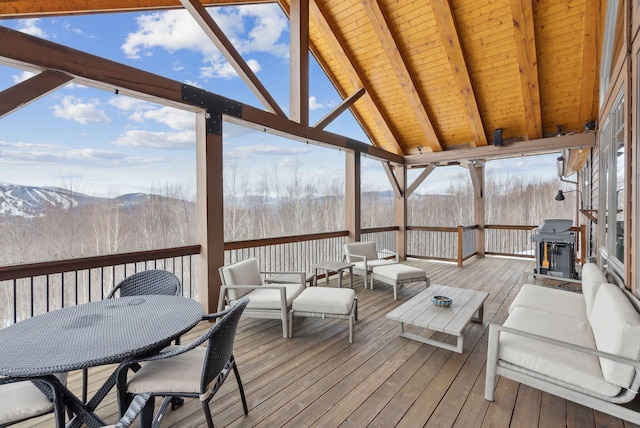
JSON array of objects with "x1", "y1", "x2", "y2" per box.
[{"x1": 0, "y1": 183, "x2": 172, "y2": 218}]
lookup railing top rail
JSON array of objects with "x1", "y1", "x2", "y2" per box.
[
  {"x1": 0, "y1": 245, "x2": 201, "y2": 281},
  {"x1": 224, "y1": 230, "x2": 349, "y2": 251}
]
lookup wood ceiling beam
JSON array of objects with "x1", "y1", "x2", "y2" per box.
[
  {"x1": 0, "y1": 70, "x2": 72, "y2": 119},
  {"x1": 0, "y1": 26, "x2": 404, "y2": 165},
  {"x1": 0, "y1": 0, "x2": 270, "y2": 18},
  {"x1": 511, "y1": 0, "x2": 543, "y2": 139},
  {"x1": 430, "y1": 0, "x2": 487, "y2": 147},
  {"x1": 180, "y1": 0, "x2": 286, "y2": 116},
  {"x1": 404, "y1": 133, "x2": 595, "y2": 165},
  {"x1": 362, "y1": 0, "x2": 442, "y2": 152},
  {"x1": 290, "y1": 0, "x2": 309, "y2": 126},
  {"x1": 310, "y1": 0, "x2": 404, "y2": 156},
  {"x1": 579, "y1": 0, "x2": 601, "y2": 124},
  {"x1": 406, "y1": 164, "x2": 436, "y2": 198},
  {"x1": 314, "y1": 87, "x2": 365, "y2": 129},
  {"x1": 383, "y1": 162, "x2": 402, "y2": 198}
]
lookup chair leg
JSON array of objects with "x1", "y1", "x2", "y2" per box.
[
  {"x1": 203, "y1": 401, "x2": 215, "y2": 428},
  {"x1": 233, "y1": 362, "x2": 249, "y2": 415}
]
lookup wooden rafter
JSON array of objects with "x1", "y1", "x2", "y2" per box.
[
  {"x1": 362, "y1": 0, "x2": 442, "y2": 152},
  {"x1": 430, "y1": 0, "x2": 487, "y2": 147},
  {"x1": 290, "y1": 0, "x2": 309, "y2": 126},
  {"x1": 314, "y1": 87, "x2": 365, "y2": 129},
  {"x1": 179, "y1": 0, "x2": 286, "y2": 117},
  {"x1": 310, "y1": 0, "x2": 404, "y2": 156},
  {"x1": 511, "y1": 0, "x2": 543, "y2": 139},
  {"x1": 579, "y1": 0, "x2": 601, "y2": 124},
  {"x1": 0, "y1": 70, "x2": 72, "y2": 119},
  {"x1": 0, "y1": 0, "x2": 270, "y2": 18}
]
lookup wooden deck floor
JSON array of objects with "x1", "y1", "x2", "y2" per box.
[{"x1": 15, "y1": 256, "x2": 640, "y2": 427}]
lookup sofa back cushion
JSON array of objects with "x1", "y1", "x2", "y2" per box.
[
  {"x1": 344, "y1": 242, "x2": 378, "y2": 262},
  {"x1": 590, "y1": 283, "x2": 640, "y2": 388},
  {"x1": 581, "y1": 263, "x2": 609, "y2": 318},
  {"x1": 220, "y1": 258, "x2": 263, "y2": 300}
]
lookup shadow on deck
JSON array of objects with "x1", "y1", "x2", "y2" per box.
[{"x1": 15, "y1": 256, "x2": 640, "y2": 427}]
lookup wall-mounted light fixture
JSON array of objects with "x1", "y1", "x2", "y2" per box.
[
  {"x1": 555, "y1": 189, "x2": 598, "y2": 223},
  {"x1": 493, "y1": 128, "x2": 503, "y2": 146}
]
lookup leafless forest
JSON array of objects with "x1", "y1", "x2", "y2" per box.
[{"x1": 0, "y1": 169, "x2": 574, "y2": 266}]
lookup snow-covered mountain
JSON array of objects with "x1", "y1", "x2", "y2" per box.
[{"x1": 0, "y1": 183, "x2": 168, "y2": 218}]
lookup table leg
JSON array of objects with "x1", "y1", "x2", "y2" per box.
[
  {"x1": 349, "y1": 267, "x2": 353, "y2": 288},
  {"x1": 472, "y1": 303, "x2": 484, "y2": 323},
  {"x1": 314, "y1": 268, "x2": 318, "y2": 287},
  {"x1": 338, "y1": 270, "x2": 343, "y2": 287},
  {"x1": 325, "y1": 269, "x2": 330, "y2": 285}
]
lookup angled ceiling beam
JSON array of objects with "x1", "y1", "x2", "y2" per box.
[
  {"x1": 363, "y1": 0, "x2": 442, "y2": 152},
  {"x1": 383, "y1": 161, "x2": 402, "y2": 198},
  {"x1": 180, "y1": 0, "x2": 286, "y2": 116},
  {"x1": 0, "y1": 0, "x2": 272, "y2": 18},
  {"x1": 511, "y1": 0, "x2": 543, "y2": 139},
  {"x1": 314, "y1": 87, "x2": 365, "y2": 129},
  {"x1": 405, "y1": 132, "x2": 595, "y2": 165},
  {"x1": 310, "y1": 0, "x2": 404, "y2": 156},
  {"x1": 0, "y1": 70, "x2": 72, "y2": 119},
  {"x1": 406, "y1": 164, "x2": 436, "y2": 198},
  {"x1": 430, "y1": 0, "x2": 487, "y2": 147},
  {"x1": 290, "y1": 0, "x2": 309, "y2": 126},
  {"x1": 579, "y1": 0, "x2": 601, "y2": 124}
]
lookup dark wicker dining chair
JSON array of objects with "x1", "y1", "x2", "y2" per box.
[
  {"x1": 116, "y1": 297, "x2": 250, "y2": 428},
  {"x1": 105, "y1": 269, "x2": 182, "y2": 299},
  {"x1": 81, "y1": 270, "x2": 183, "y2": 403}
]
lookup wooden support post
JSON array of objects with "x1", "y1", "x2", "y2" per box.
[
  {"x1": 457, "y1": 224, "x2": 463, "y2": 267},
  {"x1": 394, "y1": 164, "x2": 407, "y2": 260},
  {"x1": 346, "y1": 150, "x2": 361, "y2": 243},
  {"x1": 196, "y1": 110, "x2": 224, "y2": 313}
]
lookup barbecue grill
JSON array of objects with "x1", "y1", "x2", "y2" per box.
[{"x1": 531, "y1": 219, "x2": 578, "y2": 279}]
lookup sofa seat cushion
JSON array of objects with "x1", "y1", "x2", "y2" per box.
[
  {"x1": 232, "y1": 283, "x2": 305, "y2": 310},
  {"x1": 508, "y1": 284, "x2": 587, "y2": 321},
  {"x1": 500, "y1": 306, "x2": 621, "y2": 397},
  {"x1": 589, "y1": 283, "x2": 640, "y2": 389},
  {"x1": 372, "y1": 264, "x2": 426, "y2": 281},
  {"x1": 580, "y1": 263, "x2": 609, "y2": 318},
  {"x1": 292, "y1": 288, "x2": 355, "y2": 315}
]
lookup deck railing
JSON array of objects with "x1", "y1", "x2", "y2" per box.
[{"x1": 0, "y1": 224, "x2": 586, "y2": 326}]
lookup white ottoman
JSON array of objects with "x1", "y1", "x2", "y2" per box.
[
  {"x1": 289, "y1": 287, "x2": 357, "y2": 343},
  {"x1": 372, "y1": 264, "x2": 429, "y2": 300}
]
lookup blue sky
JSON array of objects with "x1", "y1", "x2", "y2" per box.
[{"x1": 0, "y1": 5, "x2": 562, "y2": 198}]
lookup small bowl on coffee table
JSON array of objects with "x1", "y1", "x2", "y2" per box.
[{"x1": 432, "y1": 295, "x2": 452, "y2": 307}]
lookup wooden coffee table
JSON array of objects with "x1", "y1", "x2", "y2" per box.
[{"x1": 386, "y1": 284, "x2": 489, "y2": 353}]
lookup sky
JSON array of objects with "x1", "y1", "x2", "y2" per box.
[{"x1": 0, "y1": 5, "x2": 564, "y2": 199}]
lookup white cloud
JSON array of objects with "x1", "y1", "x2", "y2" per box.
[
  {"x1": 51, "y1": 96, "x2": 111, "y2": 124},
  {"x1": 11, "y1": 71, "x2": 37, "y2": 84},
  {"x1": 309, "y1": 96, "x2": 338, "y2": 111},
  {"x1": 0, "y1": 140, "x2": 58, "y2": 150},
  {"x1": 121, "y1": 5, "x2": 287, "y2": 80},
  {"x1": 0, "y1": 147, "x2": 126, "y2": 164},
  {"x1": 108, "y1": 96, "x2": 155, "y2": 112},
  {"x1": 15, "y1": 19, "x2": 48, "y2": 39},
  {"x1": 112, "y1": 129, "x2": 195, "y2": 149},
  {"x1": 129, "y1": 107, "x2": 195, "y2": 131}
]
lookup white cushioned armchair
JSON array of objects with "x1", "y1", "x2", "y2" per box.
[
  {"x1": 218, "y1": 258, "x2": 306, "y2": 338},
  {"x1": 343, "y1": 241, "x2": 398, "y2": 289}
]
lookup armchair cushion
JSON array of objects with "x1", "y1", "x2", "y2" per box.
[
  {"x1": 220, "y1": 258, "x2": 264, "y2": 300},
  {"x1": 127, "y1": 346, "x2": 203, "y2": 395},
  {"x1": 344, "y1": 242, "x2": 378, "y2": 262},
  {"x1": 590, "y1": 283, "x2": 640, "y2": 389},
  {"x1": 231, "y1": 283, "x2": 305, "y2": 310}
]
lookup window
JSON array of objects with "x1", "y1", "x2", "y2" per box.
[{"x1": 599, "y1": 90, "x2": 625, "y2": 273}]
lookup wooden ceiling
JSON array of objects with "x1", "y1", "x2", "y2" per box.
[{"x1": 0, "y1": 0, "x2": 603, "y2": 166}]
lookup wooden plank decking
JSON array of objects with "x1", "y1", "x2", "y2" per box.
[{"x1": 14, "y1": 256, "x2": 640, "y2": 427}]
